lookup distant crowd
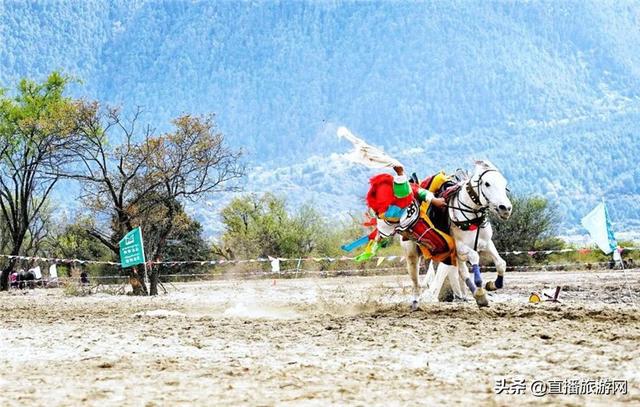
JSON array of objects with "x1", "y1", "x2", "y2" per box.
[{"x1": 8, "y1": 265, "x2": 89, "y2": 290}]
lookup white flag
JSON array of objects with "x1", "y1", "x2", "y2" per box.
[
  {"x1": 30, "y1": 266, "x2": 42, "y2": 279},
  {"x1": 337, "y1": 127, "x2": 403, "y2": 169},
  {"x1": 268, "y1": 256, "x2": 280, "y2": 273},
  {"x1": 581, "y1": 202, "x2": 617, "y2": 254},
  {"x1": 49, "y1": 264, "x2": 58, "y2": 279}
]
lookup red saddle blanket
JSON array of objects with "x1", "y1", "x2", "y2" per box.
[{"x1": 401, "y1": 217, "x2": 450, "y2": 256}]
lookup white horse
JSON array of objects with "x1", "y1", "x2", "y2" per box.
[
  {"x1": 402, "y1": 160, "x2": 512, "y2": 308},
  {"x1": 335, "y1": 127, "x2": 511, "y2": 308}
]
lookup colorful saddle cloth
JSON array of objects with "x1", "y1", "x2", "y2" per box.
[{"x1": 400, "y1": 200, "x2": 457, "y2": 266}]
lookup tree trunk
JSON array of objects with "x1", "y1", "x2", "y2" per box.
[
  {"x1": 0, "y1": 257, "x2": 18, "y2": 291},
  {"x1": 149, "y1": 267, "x2": 158, "y2": 296},
  {"x1": 148, "y1": 203, "x2": 176, "y2": 296},
  {"x1": 0, "y1": 268, "x2": 10, "y2": 291}
]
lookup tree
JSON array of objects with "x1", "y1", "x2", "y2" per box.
[
  {"x1": 219, "y1": 193, "x2": 338, "y2": 260},
  {"x1": 63, "y1": 102, "x2": 155, "y2": 293},
  {"x1": 0, "y1": 72, "x2": 81, "y2": 290},
  {"x1": 490, "y1": 195, "x2": 562, "y2": 266},
  {"x1": 68, "y1": 103, "x2": 243, "y2": 294},
  {"x1": 221, "y1": 193, "x2": 289, "y2": 259},
  {"x1": 138, "y1": 115, "x2": 243, "y2": 294},
  {"x1": 144, "y1": 202, "x2": 212, "y2": 278},
  {"x1": 45, "y1": 216, "x2": 116, "y2": 277},
  {"x1": 22, "y1": 200, "x2": 53, "y2": 257},
  {"x1": 130, "y1": 192, "x2": 211, "y2": 275},
  {"x1": 218, "y1": 194, "x2": 401, "y2": 274}
]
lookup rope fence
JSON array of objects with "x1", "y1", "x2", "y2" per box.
[
  {"x1": 8, "y1": 265, "x2": 639, "y2": 290},
  {"x1": 2, "y1": 246, "x2": 638, "y2": 292},
  {"x1": 0, "y1": 246, "x2": 637, "y2": 267}
]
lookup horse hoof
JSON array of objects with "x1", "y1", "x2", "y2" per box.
[
  {"x1": 495, "y1": 275, "x2": 504, "y2": 289},
  {"x1": 485, "y1": 281, "x2": 497, "y2": 291},
  {"x1": 411, "y1": 300, "x2": 419, "y2": 312},
  {"x1": 474, "y1": 288, "x2": 489, "y2": 307}
]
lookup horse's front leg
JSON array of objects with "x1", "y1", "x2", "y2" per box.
[
  {"x1": 402, "y1": 239, "x2": 421, "y2": 311},
  {"x1": 456, "y1": 242, "x2": 489, "y2": 307},
  {"x1": 484, "y1": 239, "x2": 506, "y2": 291},
  {"x1": 457, "y1": 261, "x2": 476, "y2": 297}
]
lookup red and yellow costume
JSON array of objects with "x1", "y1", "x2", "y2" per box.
[{"x1": 348, "y1": 171, "x2": 456, "y2": 265}]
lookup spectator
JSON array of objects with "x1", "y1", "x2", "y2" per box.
[
  {"x1": 80, "y1": 271, "x2": 90, "y2": 286},
  {"x1": 10, "y1": 271, "x2": 17, "y2": 288}
]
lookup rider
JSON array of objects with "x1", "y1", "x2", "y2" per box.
[
  {"x1": 369, "y1": 165, "x2": 446, "y2": 241},
  {"x1": 360, "y1": 165, "x2": 461, "y2": 266}
]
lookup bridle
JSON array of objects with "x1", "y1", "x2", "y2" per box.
[
  {"x1": 445, "y1": 169, "x2": 500, "y2": 251},
  {"x1": 446, "y1": 169, "x2": 498, "y2": 230}
]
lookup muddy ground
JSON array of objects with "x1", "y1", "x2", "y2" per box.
[{"x1": 1, "y1": 270, "x2": 639, "y2": 406}]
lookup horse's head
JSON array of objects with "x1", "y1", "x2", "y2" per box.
[{"x1": 472, "y1": 160, "x2": 512, "y2": 220}]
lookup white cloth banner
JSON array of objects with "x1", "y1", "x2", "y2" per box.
[
  {"x1": 269, "y1": 257, "x2": 280, "y2": 273},
  {"x1": 49, "y1": 264, "x2": 58, "y2": 279},
  {"x1": 337, "y1": 126, "x2": 402, "y2": 169},
  {"x1": 581, "y1": 202, "x2": 617, "y2": 254},
  {"x1": 30, "y1": 266, "x2": 42, "y2": 279}
]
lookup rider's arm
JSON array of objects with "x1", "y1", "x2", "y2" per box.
[
  {"x1": 392, "y1": 166, "x2": 411, "y2": 199},
  {"x1": 418, "y1": 186, "x2": 446, "y2": 207},
  {"x1": 394, "y1": 174, "x2": 436, "y2": 203},
  {"x1": 416, "y1": 188, "x2": 434, "y2": 202},
  {"x1": 393, "y1": 166, "x2": 445, "y2": 207},
  {"x1": 393, "y1": 173, "x2": 411, "y2": 198},
  {"x1": 393, "y1": 171, "x2": 438, "y2": 200}
]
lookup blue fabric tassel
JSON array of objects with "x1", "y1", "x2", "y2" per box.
[
  {"x1": 341, "y1": 235, "x2": 370, "y2": 252},
  {"x1": 472, "y1": 264, "x2": 482, "y2": 287}
]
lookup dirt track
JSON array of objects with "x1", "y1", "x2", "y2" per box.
[{"x1": 1, "y1": 270, "x2": 639, "y2": 406}]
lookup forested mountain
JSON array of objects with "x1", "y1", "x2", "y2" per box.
[{"x1": 2, "y1": 0, "x2": 639, "y2": 235}]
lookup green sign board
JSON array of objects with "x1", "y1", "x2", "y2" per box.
[{"x1": 119, "y1": 227, "x2": 146, "y2": 268}]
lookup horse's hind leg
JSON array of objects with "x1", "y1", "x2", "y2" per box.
[
  {"x1": 484, "y1": 239, "x2": 506, "y2": 291},
  {"x1": 424, "y1": 260, "x2": 436, "y2": 288},
  {"x1": 425, "y1": 261, "x2": 449, "y2": 302},
  {"x1": 402, "y1": 240, "x2": 421, "y2": 311},
  {"x1": 433, "y1": 260, "x2": 465, "y2": 301},
  {"x1": 446, "y1": 265, "x2": 465, "y2": 300}
]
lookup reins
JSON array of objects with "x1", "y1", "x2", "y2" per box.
[
  {"x1": 446, "y1": 169, "x2": 496, "y2": 218},
  {"x1": 445, "y1": 170, "x2": 498, "y2": 250}
]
